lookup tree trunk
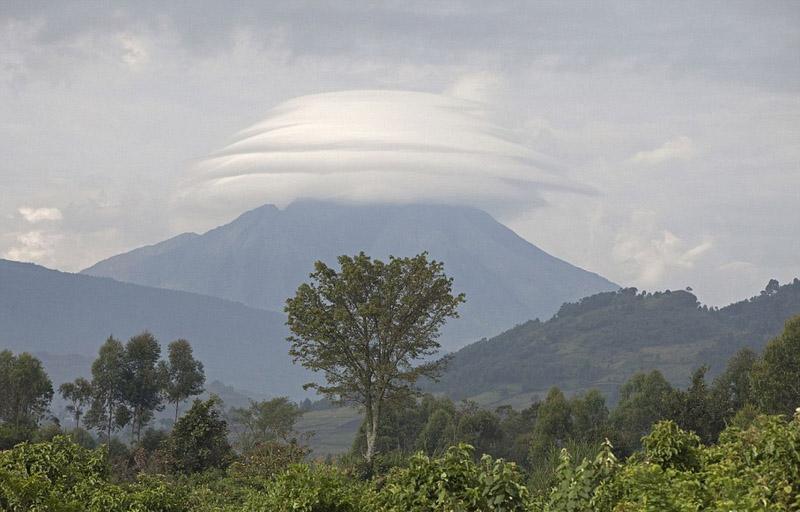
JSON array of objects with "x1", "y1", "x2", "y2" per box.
[
  {"x1": 175, "y1": 400, "x2": 180, "y2": 424},
  {"x1": 365, "y1": 403, "x2": 380, "y2": 464}
]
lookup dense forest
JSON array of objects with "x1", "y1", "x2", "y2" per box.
[{"x1": 430, "y1": 279, "x2": 800, "y2": 403}]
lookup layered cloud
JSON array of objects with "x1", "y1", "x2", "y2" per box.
[{"x1": 177, "y1": 90, "x2": 584, "y2": 216}]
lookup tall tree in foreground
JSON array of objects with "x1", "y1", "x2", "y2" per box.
[
  {"x1": 286, "y1": 252, "x2": 464, "y2": 463},
  {"x1": 161, "y1": 339, "x2": 205, "y2": 423},
  {"x1": 58, "y1": 378, "x2": 92, "y2": 430}
]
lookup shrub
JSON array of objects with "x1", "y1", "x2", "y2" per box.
[
  {"x1": 373, "y1": 443, "x2": 530, "y2": 512},
  {"x1": 227, "y1": 441, "x2": 310, "y2": 489},
  {"x1": 243, "y1": 463, "x2": 367, "y2": 512}
]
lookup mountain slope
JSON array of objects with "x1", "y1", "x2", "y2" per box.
[
  {"x1": 428, "y1": 279, "x2": 800, "y2": 405},
  {"x1": 0, "y1": 259, "x2": 309, "y2": 396},
  {"x1": 82, "y1": 201, "x2": 618, "y2": 350}
]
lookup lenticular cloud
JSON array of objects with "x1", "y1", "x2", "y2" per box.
[{"x1": 179, "y1": 90, "x2": 578, "y2": 214}]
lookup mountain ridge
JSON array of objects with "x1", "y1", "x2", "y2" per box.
[
  {"x1": 82, "y1": 200, "x2": 619, "y2": 350},
  {"x1": 0, "y1": 258, "x2": 310, "y2": 397}
]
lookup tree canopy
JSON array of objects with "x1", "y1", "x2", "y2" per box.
[{"x1": 286, "y1": 252, "x2": 464, "y2": 462}]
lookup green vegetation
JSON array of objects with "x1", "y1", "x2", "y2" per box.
[
  {"x1": 1, "y1": 250, "x2": 799, "y2": 510},
  {"x1": 286, "y1": 252, "x2": 464, "y2": 463},
  {"x1": 431, "y1": 279, "x2": 800, "y2": 404}
]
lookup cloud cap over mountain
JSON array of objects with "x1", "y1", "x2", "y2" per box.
[{"x1": 177, "y1": 90, "x2": 584, "y2": 218}]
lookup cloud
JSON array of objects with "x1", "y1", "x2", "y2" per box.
[
  {"x1": 18, "y1": 207, "x2": 62, "y2": 223},
  {"x1": 3, "y1": 231, "x2": 62, "y2": 264},
  {"x1": 629, "y1": 136, "x2": 695, "y2": 166},
  {"x1": 177, "y1": 90, "x2": 586, "y2": 217},
  {"x1": 612, "y1": 211, "x2": 713, "y2": 285}
]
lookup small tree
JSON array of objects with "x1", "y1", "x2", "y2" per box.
[
  {"x1": 161, "y1": 339, "x2": 205, "y2": 423},
  {"x1": 166, "y1": 396, "x2": 232, "y2": 474},
  {"x1": 0, "y1": 351, "x2": 53, "y2": 430},
  {"x1": 286, "y1": 252, "x2": 464, "y2": 463},
  {"x1": 752, "y1": 315, "x2": 800, "y2": 415},
  {"x1": 58, "y1": 378, "x2": 93, "y2": 430},
  {"x1": 230, "y1": 397, "x2": 302, "y2": 451}
]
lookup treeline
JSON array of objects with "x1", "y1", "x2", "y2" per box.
[
  {"x1": 0, "y1": 333, "x2": 205, "y2": 449},
  {"x1": 432, "y1": 278, "x2": 800, "y2": 402},
  {"x1": 1, "y1": 316, "x2": 798, "y2": 510},
  {"x1": 347, "y1": 315, "x2": 800, "y2": 489}
]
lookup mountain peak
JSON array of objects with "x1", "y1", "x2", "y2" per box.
[{"x1": 83, "y1": 202, "x2": 617, "y2": 350}]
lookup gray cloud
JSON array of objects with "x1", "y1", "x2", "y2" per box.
[{"x1": 1, "y1": 2, "x2": 798, "y2": 305}]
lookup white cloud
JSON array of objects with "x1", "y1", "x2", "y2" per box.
[
  {"x1": 629, "y1": 136, "x2": 695, "y2": 166},
  {"x1": 177, "y1": 90, "x2": 584, "y2": 218},
  {"x1": 612, "y1": 211, "x2": 713, "y2": 286},
  {"x1": 3, "y1": 231, "x2": 62, "y2": 264},
  {"x1": 18, "y1": 207, "x2": 63, "y2": 223},
  {"x1": 119, "y1": 33, "x2": 149, "y2": 68},
  {"x1": 446, "y1": 72, "x2": 506, "y2": 103}
]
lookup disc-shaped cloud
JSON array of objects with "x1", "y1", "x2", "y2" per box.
[{"x1": 179, "y1": 90, "x2": 580, "y2": 214}]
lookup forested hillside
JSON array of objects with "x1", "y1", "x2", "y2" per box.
[{"x1": 431, "y1": 279, "x2": 800, "y2": 403}]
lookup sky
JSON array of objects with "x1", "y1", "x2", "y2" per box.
[{"x1": 1, "y1": 1, "x2": 798, "y2": 306}]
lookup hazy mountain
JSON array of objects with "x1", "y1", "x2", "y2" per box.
[
  {"x1": 428, "y1": 279, "x2": 800, "y2": 406},
  {"x1": 83, "y1": 201, "x2": 618, "y2": 350},
  {"x1": 0, "y1": 259, "x2": 310, "y2": 397}
]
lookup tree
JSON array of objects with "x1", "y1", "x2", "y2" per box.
[
  {"x1": 752, "y1": 315, "x2": 800, "y2": 415},
  {"x1": 58, "y1": 378, "x2": 93, "y2": 430},
  {"x1": 123, "y1": 332, "x2": 164, "y2": 441},
  {"x1": 0, "y1": 351, "x2": 53, "y2": 430},
  {"x1": 711, "y1": 347, "x2": 757, "y2": 418},
  {"x1": 610, "y1": 370, "x2": 677, "y2": 454},
  {"x1": 230, "y1": 397, "x2": 302, "y2": 451},
  {"x1": 84, "y1": 337, "x2": 129, "y2": 442},
  {"x1": 161, "y1": 339, "x2": 205, "y2": 423},
  {"x1": 285, "y1": 252, "x2": 464, "y2": 463},
  {"x1": 166, "y1": 396, "x2": 232, "y2": 474}
]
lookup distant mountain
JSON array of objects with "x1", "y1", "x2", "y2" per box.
[
  {"x1": 83, "y1": 201, "x2": 618, "y2": 350},
  {"x1": 0, "y1": 259, "x2": 310, "y2": 397},
  {"x1": 428, "y1": 279, "x2": 800, "y2": 406}
]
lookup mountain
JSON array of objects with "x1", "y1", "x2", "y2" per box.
[
  {"x1": 82, "y1": 201, "x2": 618, "y2": 350},
  {"x1": 427, "y1": 279, "x2": 800, "y2": 406},
  {"x1": 0, "y1": 259, "x2": 310, "y2": 397}
]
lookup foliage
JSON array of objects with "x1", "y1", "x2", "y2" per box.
[
  {"x1": 243, "y1": 463, "x2": 367, "y2": 512},
  {"x1": 161, "y1": 339, "x2": 206, "y2": 423},
  {"x1": 286, "y1": 251, "x2": 464, "y2": 462},
  {"x1": 752, "y1": 314, "x2": 800, "y2": 415},
  {"x1": 59, "y1": 377, "x2": 93, "y2": 430},
  {"x1": 0, "y1": 435, "x2": 188, "y2": 512},
  {"x1": 0, "y1": 350, "x2": 53, "y2": 431},
  {"x1": 229, "y1": 397, "x2": 302, "y2": 451},
  {"x1": 122, "y1": 332, "x2": 165, "y2": 441},
  {"x1": 373, "y1": 443, "x2": 530, "y2": 512},
  {"x1": 84, "y1": 337, "x2": 130, "y2": 441},
  {"x1": 227, "y1": 440, "x2": 310, "y2": 488},
  {"x1": 431, "y1": 280, "x2": 800, "y2": 404},
  {"x1": 165, "y1": 396, "x2": 233, "y2": 474},
  {"x1": 542, "y1": 413, "x2": 800, "y2": 511}
]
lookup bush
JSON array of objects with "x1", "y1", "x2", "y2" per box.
[
  {"x1": 0, "y1": 435, "x2": 191, "y2": 512},
  {"x1": 243, "y1": 463, "x2": 367, "y2": 512},
  {"x1": 227, "y1": 441, "x2": 310, "y2": 489},
  {"x1": 373, "y1": 443, "x2": 530, "y2": 512}
]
